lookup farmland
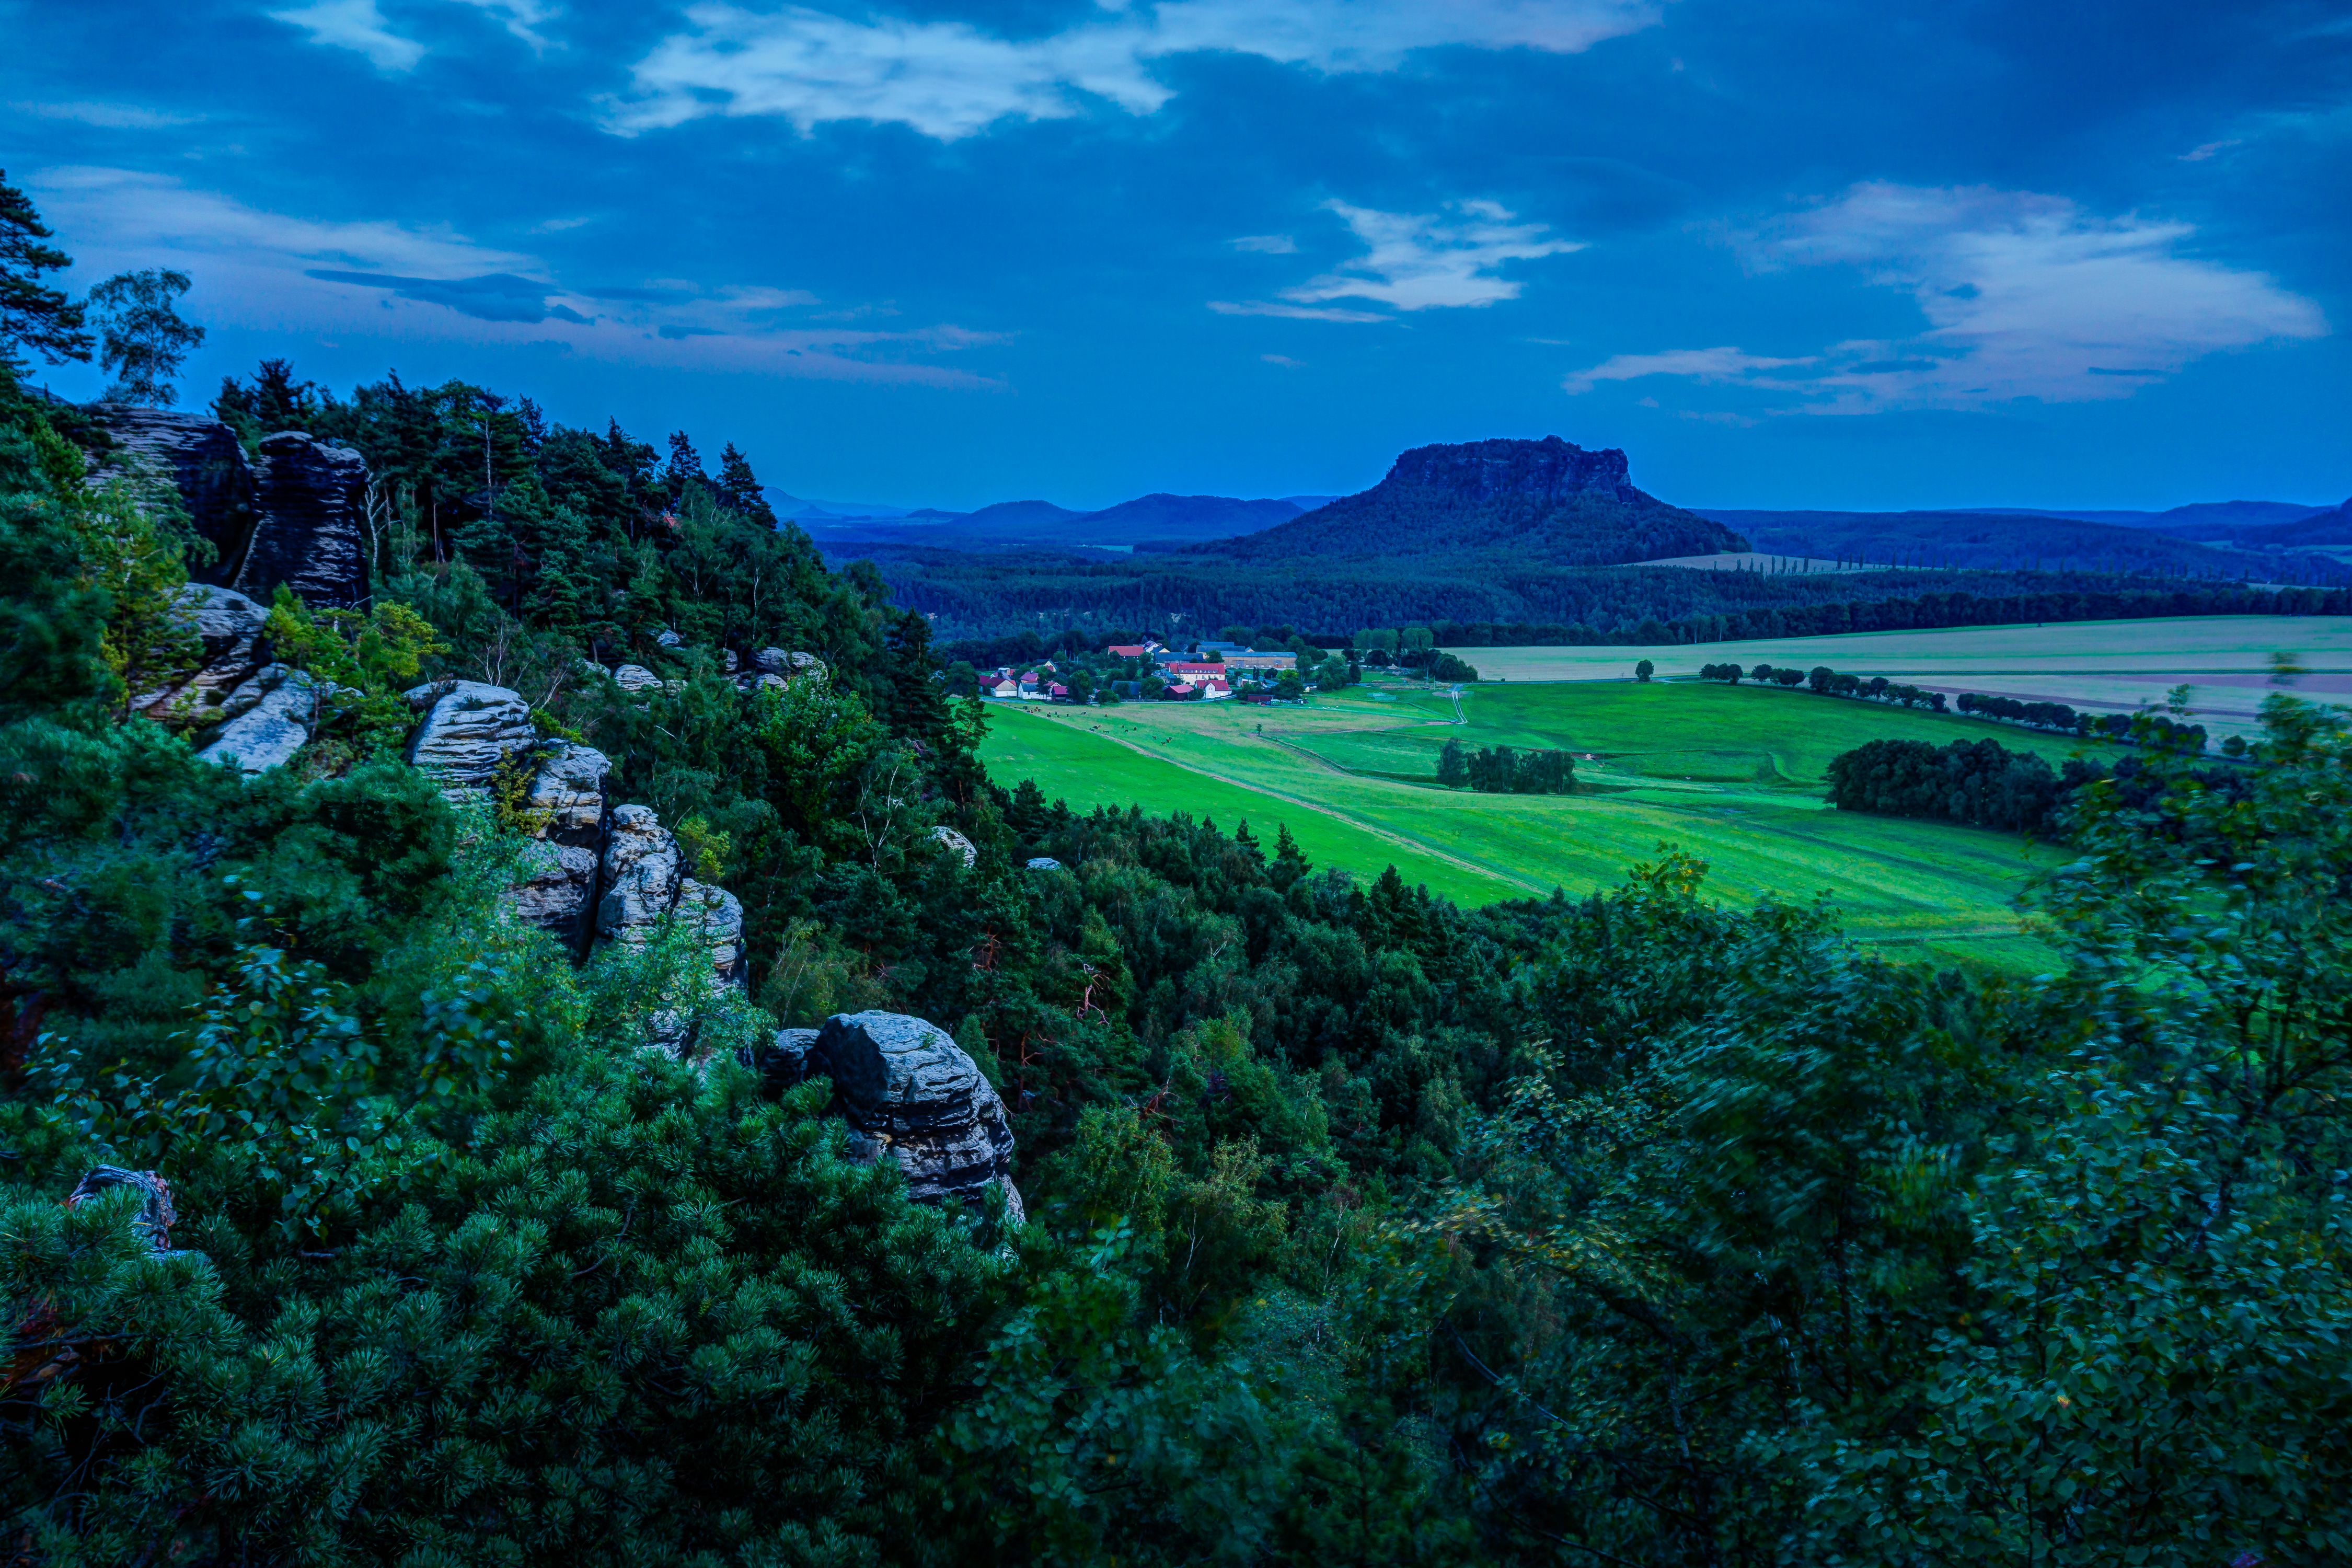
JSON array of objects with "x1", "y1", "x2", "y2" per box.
[
  {"x1": 976, "y1": 672, "x2": 2126, "y2": 971},
  {"x1": 1451, "y1": 614, "x2": 2352, "y2": 742}
]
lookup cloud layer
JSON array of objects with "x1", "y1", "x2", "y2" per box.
[
  {"x1": 1565, "y1": 182, "x2": 2328, "y2": 411},
  {"x1": 610, "y1": 0, "x2": 1660, "y2": 139},
  {"x1": 29, "y1": 167, "x2": 1001, "y2": 385}
]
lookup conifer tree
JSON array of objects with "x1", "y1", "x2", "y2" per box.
[
  {"x1": 0, "y1": 170, "x2": 90, "y2": 371},
  {"x1": 664, "y1": 429, "x2": 706, "y2": 501},
  {"x1": 716, "y1": 440, "x2": 778, "y2": 526}
]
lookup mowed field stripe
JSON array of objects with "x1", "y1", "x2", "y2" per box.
[{"x1": 1006, "y1": 708, "x2": 1552, "y2": 897}]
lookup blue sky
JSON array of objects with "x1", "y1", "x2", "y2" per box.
[{"x1": 6, "y1": 0, "x2": 2349, "y2": 510}]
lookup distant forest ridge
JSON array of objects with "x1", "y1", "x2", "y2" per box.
[{"x1": 832, "y1": 437, "x2": 2348, "y2": 640}]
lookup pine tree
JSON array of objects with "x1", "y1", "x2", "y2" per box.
[
  {"x1": 716, "y1": 441, "x2": 779, "y2": 527},
  {"x1": 664, "y1": 430, "x2": 706, "y2": 502},
  {"x1": 0, "y1": 170, "x2": 91, "y2": 371}
]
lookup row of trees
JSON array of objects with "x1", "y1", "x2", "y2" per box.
[{"x1": 1435, "y1": 740, "x2": 1576, "y2": 793}]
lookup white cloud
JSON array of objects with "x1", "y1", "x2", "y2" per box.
[
  {"x1": 1209, "y1": 298, "x2": 1388, "y2": 323},
  {"x1": 26, "y1": 166, "x2": 999, "y2": 387},
  {"x1": 10, "y1": 101, "x2": 203, "y2": 130},
  {"x1": 609, "y1": 0, "x2": 1659, "y2": 139},
  {"x1": 266, "y1": 0, "x2": 426, "y2": 71},
  {"x1": 1261, "y1": 353, "x2": 1302, "y2": 366},
  {"x1": 1230, "y1": 234, "x2": 1297, "y2": 253},
  {"x1": 1562, "y1": 345, "x2": 1812, "y2": 394},
  {"x1": 1567, "y1": 181, "x2": 2328, "y2": 412},
  {"x1": 1283, "y1": 199, "x2": 1581, "y2": 311},
  {"x1": 447, "y1": 0, "x2": 560, "y2": 51}
]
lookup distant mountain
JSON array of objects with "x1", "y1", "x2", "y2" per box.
[
  {"x1": 1694, "y1": 508, "x2": 2316, "y2": 580},
  {"x1": 765, "y1": 490, "x2": 920, "y2": 520},
  {"x1": 2240, "y1": 498, "x2": 2352, "y2": 548},
  {"x1": 1207, "y1": 436, "x2": 1744, "y2": 567},
  {"x1": 955, "y1": 499, "x2": 1085, "y2": 531},
  {"x1": 1086, "y1": 492, "x2": 1304, "y2": 536}
]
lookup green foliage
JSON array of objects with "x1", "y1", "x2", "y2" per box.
[
  {"x1": 0, "y1": 168, "x2": 91, "y2": 370},
  {"x1": 1634, "y1": 657, "x2": 1653, "y2": 681},
  {"x1": 86, "y1": 268, "x2": 204, "y2": 407}
]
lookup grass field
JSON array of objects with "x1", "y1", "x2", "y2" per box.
[
  {"x1": 1452, "y1": 615, "x2": 2352, "y2": 741},
  {"x1": 979, "y1": 675, "x2": 2103, "y2": 971}
]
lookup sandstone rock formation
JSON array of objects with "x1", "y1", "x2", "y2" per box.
[
  {"x1": 596, "y1": 805, "x2": 682, "y2": 951},
  {"x1": 85, "y1": 407, "x2": 255, "y2": 571},
  {"x1": 65, "y1": 1166, "x2": 187, "y2": 1255},
  {"x1": 195, "y1": 665, "x2": 330, "y2": 774},
  {"x1": 243, "y1": 432, "x2": 370, "y2": 608},
  {"x1": 613, "y1": 664, "x2": 661, "y2": 694},
  {"x1": 754, "y1": 648, "x2": 826, "y2": 683},
  {"x1": 403, "y1": 681, "x2": 538, "y2": 794},
  {"x1": 776, "y1": 1012, "x2": 1023, "y2": 1220},
  {"x1": 1025, "y1": 857, "x2": 1065, "y2": 871},
  {"x1": 931, "y1": 825, "x2": 977, "y2": 869},
  {"x1": 511, "y1": 842, "x2": 602, "y2": 955},
  {"x1": 84, "y1": 409, "x2": 374, "y2": 607},
  {"x1": 135, "y1": 584, "x2": 270, "y2": 720},
  {"x1": 526, "y1": 742, "x2": 610, "y2": 847}
]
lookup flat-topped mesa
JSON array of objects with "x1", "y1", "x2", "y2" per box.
[
  {"x1": 754, "y1": 1011, "x2": 1024, "y2": 1221},
  {"x1": 1206, "y1": 434, "x2": 1746, "y2": 567},
  {"x1": 1383, "y1": 435, "x2": 1641, "y2": 505}
]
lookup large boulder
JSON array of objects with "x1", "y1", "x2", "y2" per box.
[
  {"x1": 403, "y1": 681, "x2": 537, "y2": 794},
  {"x1": 240, "y1": 432, "x2": 370, "y2": 608},
  {"x1": 195, "y1": 665, "x2": 329, "y2": 774},
  {"x1": 613, "y1": 664, "x2": 661, "y2": 694},
  {"x1": 800, "y1": 1011, "x2": 1024, "y2": 1220}
]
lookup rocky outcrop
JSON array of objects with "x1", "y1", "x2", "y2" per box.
[
  {"x1": 136, "y1": 584, "x2": 270, "y2": 720},
  {"x1": 614, "y1": 664, "x2": 661, "y2": 694},
  {"x1": 241, "y1": 433, "x2": 370, "y2": 608},
  {"x1": 196, "y1": 665, "x2": 330, "y2": 774},
  {"x1": 526, "y1": 743, "x2": 610, "y2": 848},
  {"x1": 931, "y1": 825, "x2": 977, "y2": 869},
  {"x1": 83, "y1": 409, "x2": 374, "y2": 608},
  {"x1": 1025, "y1": 857, "x2": 1065, "y2": 871},
  {"x1": 64, "y1": 1166, "x2": 183, "y2": 1254},
  {"x1": 511, "y1": 842, "x2": 602, "y2": 955},
  {"x1": 754, "y1": 648, "x2": 827, "y2": 683},
  {"x1": 773, "y1": 1011, "x2": 1023, "y2": 1220},
  {"x1": 85, "y1": 407, "x2": 257, "y2": 574},
  {"x1": 597, "y1": 805, "x2": 682, "y2": 951},
  {"x1": 403, "y1": 681, "x2": 539, "y2": 794}
]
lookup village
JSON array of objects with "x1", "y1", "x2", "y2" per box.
[{"x1": 974, "y1": 637, "x2": 1319, "y2": 705}]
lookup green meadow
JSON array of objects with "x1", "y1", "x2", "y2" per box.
[{"x1": 977, "y1": 675, "x2": 2119, "y2": 971}]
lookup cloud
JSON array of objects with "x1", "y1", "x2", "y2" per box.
[
  {"x1": 1566, "y1": 181, "x2": 2328, "y2": 412},
  {"x1": 266, "y1": 0, "x2": 426, "y2": 71},
  {"x1": 1261, "y1": 353, "x2": 1302, "y2": 366},
  {"x1": 609, "y1": 0, "x2": 1661, "y2": 139},
  {"x1": 1230, "y1": 234, "x2": 1298, "y2": 253},
  {"x1": 1283, "y1": 199, "x2": 1582, "y2": 311},
  {"x1": 10, "y1": 101, "x2": 202, "y2": 129},
  {"x1": 27, "y1": 166, "x2": 1003, "y2": 387},
  {"x1": 1208, "y1": 298, "x2": 1388, "y2": 322},
  {"x1": 447, "y1": 0, "x2": 560, "y2": 51},
  {"x1": 1562, "y1": 345, "x2": 1813, "y2": 393}
]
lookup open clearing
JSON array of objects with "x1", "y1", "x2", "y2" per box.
[
  {"x1": 1451, "y1": 615, "x2": 2352, "y2": 741},
  {"x1": 978, "y1": 677, "x2": 2109, "y2": 971}
]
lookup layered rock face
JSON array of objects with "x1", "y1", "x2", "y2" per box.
[
  {"x1": 403, "y1": 681, "x2": 538, "y2": 793},
  {"x1": 512, "y1": 744, "x2": 611, "y2": 953},
  {"x1": 85, "y1": 407, "x2": 256, "y2": 570},
  {"x1": 760, "y1": 1012, "x2": 1023, "y2": 1220},
  {"x1": 137, "y1": 585, "x2": 271, "y2": 720},
  {"x1": 245, "y1": 433, "x2": 370, "y2": 608},
  {"x1": 85, "y1": 410, "x2": 371, "y2": 607}
]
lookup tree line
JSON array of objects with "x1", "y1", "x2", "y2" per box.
[{"x1": 1435, "y1": 739, "x2": 1577, "y2": 793}]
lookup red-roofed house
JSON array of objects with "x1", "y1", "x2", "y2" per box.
[
  {"x1": 1106, "y1": 643, "x2": 1156, "y2": 659},
  {"x1": 1162, "y1": 681, "x2": 1198, "y2": 700},
  {"x1": 1164, "y1": 661, "x2": 1229, "y2": 679}
]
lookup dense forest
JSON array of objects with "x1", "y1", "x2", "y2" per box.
[
  {"x1": 6, "y1": 178, "x2": 2352, "y2": 1564},
  {"x1": 832, "y1": 535, "x2": 2352, "y2": 642}
]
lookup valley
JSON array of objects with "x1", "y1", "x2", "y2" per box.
[{"x1": 978, "y1": 665, "x2": 2124, "y2": 970}]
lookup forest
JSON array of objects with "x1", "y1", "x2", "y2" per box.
[{"x1": 5, "y1": 174, "x2": 2351, "y2": 1565}]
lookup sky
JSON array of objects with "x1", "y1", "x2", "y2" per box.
[{"x1": 5, "y1": 0, "x2": 2350, "y2": 512}]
